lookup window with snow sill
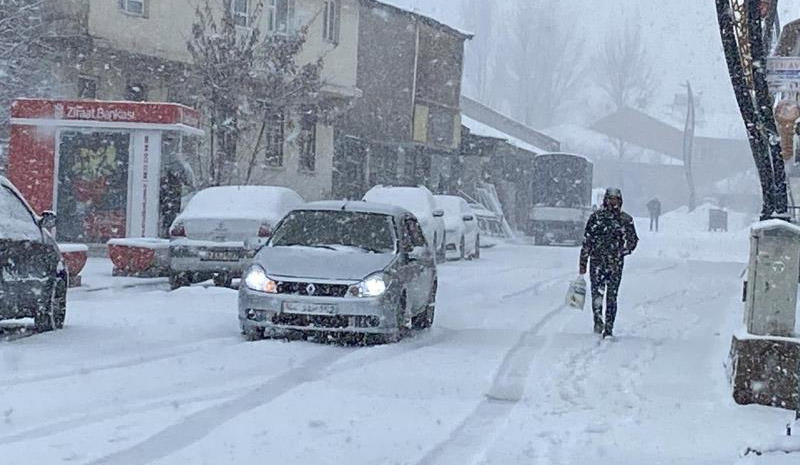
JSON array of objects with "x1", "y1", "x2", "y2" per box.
[
  {"x1": 298, "y1": 116, "x2": 317, "y2": 173},
  {"x1": 323, "y1": 0, "x2": 340, "y2": 45},
  {"x1": 118, "y1": 0, "x2": 147, "y2": 17},
  {"x1": 232, "y1": 0, "x2": 249, "y2": 27},
  {"x1": 267, "y1": 0, "x2": 296, "y2": 36}
]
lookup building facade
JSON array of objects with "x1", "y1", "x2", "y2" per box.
[
  {"x1": 333, "y1": 0, "x2": 471, "y2": 199},
  {"x1": 47, "y1": 0, "x2": 360, "y2": 201}
]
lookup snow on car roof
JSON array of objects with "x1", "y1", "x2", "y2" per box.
[
  {"x1": 363, "y1": 186, "x2": 435, "y2": 217},
  {"x1": 179, "y1": 186, "x2": 303, "y2": 221},
  {"x1": 434, "y1": 195, "x2": 466, "y2": 212},
  {"x1": 298, "y1": 200, "x2": 410, "y2": 217}
]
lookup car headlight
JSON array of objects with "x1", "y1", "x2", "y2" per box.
[
  {"x1": 244, "y1": 265, "x2": 278, "y2": 293},
  {"x1": 351, "y1": 272, "x2": 387, "y2": 298}
]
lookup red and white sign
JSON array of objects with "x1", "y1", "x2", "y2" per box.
[{"x1": 11, "y1": 99, "x2": 203, "y2": 132}]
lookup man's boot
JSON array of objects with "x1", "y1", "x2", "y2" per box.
[
  {"x1": 593, "y1": 311, "x2": 603, "y2": 334},
  {"x1": 602, "y1": 323, "x2": 614, "y2": 339}
]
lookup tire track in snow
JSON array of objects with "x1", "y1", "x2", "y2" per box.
[
  {"x1": 415, "y1": 301, "x2": 567, "y2": 465},
  {"x1": 7, "y1": 328, "x2": 451, "y2": 462},
  {"x1": 501, "y1": 272, "x2": 574, "y2": 300},
  {"x1": 0, "y1": 337, "x2": 235, "y2": 388}
]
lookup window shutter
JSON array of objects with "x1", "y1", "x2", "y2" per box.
[
  {"x1": 288, "y1": 0, "x2": 296, "y2": 34},
  {"x1": 334, "y1": 0, "x2": 341, "y2": 44},
  {"x1": 323, "y1": 2, "x2": 329, "y2": 41}
]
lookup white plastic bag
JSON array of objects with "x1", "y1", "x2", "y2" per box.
[{"x1": 565, "y1": 276, "x2": 587, "y2": 310}]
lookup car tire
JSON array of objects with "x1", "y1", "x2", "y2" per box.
[
  {"x1": 34, "y1": 287, "x2": 57, "y2": 333},
  {"x1": 213, "y1": 273, "x2": 232, "y2": 288},
  {"x1": 473, "y1": 236, "x2": 481, "y2": 259},
  {"x1": 169, "y1": 271, "x2": 190, "y2": 290},
  {"x1": 242, "y1": 325, "x2": 264, "y2": 341},
  {"x1": 53, "y1": 277, "x2": 67, "y2": 330},
  {"x1": 459, "y1": 237, "x2": 466, "y2": 260},
  {"x1": 412, "y1": 280, "x2": 437, "y2": 330}
]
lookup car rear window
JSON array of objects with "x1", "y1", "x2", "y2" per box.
[
  {"x1": 0, "y1": 186, "x2": 42, "y2": 241},
  {"x1": 270, "y1": 210, "x2": 396, "y2": 253}
]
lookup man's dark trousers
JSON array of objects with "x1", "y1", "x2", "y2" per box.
[{"x1": 590, "y1": 257, "x2": 623, "y2": 333}]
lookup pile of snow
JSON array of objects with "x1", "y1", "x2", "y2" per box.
[
  {"x1": 634, "y1": 203, "x2": 756, "y2": 263},
  {"x1": 57, "y1": 243, "x2": 89, "y2": 253},
  {"x1": 659, "y1": 203, "x2": 754, "y2": 233},
  {"x1": 107, "y1": 238, "x2": 170, "y2": 249}
]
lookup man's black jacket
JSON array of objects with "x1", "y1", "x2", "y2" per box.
[{"x1": 580, "y1": 208, "x2": 639, "y2": 270}]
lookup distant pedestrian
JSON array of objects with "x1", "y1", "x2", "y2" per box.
[
  {"x1": 647, "y1": 198, "x2": 662, "y2": 232},
  {"x1": 579, "y1": 188, "x2": 639, "y2": 339}
]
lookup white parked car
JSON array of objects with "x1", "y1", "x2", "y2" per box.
[
  {"x1": 434, "y1": 195, "x2": 480, "y2": 260},
  {"x1": 469, "y1": 202, "x2": 508, "y2": 248},
  {"x1": 363, "y1": 185, "x2": 446, "y2": 261},
  {"x1": 168, "y1": 186, "x2": 304, "y2": 289}
]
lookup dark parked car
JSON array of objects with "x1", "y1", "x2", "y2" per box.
[{"x1": 0, "y1": 176, "x2": 67, "y2": 332}]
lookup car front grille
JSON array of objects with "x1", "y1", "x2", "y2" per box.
[
  {"x1": 272, "y1": 313, "x2": 350, "y2": 329},
  {"x1": 276, "y1": 281, "x2": 350, "y2": 298}
]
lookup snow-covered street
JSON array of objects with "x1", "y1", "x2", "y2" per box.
[{"x1": 1, "y1": 222, "x2": 796, "y2": 465}]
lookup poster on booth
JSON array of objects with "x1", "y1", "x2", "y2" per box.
[{"x1": 57, "y1": 131, "x2": 130, "y2": 243}]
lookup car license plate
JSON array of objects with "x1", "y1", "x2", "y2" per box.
[
  {"x1": 283, "y1": 302, "x2": 337, "y2": 315},
  {"x1": 203, "y1": 250, "x2": 239, "y2": 262}
]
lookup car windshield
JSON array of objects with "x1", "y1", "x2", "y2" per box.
[{"x1": 270, "y1": 210, "x2": 396, "y2": 253}]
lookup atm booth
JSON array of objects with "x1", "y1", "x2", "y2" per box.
[{"x1": 7, "y1": 99, "x2": 203, "y2": 277}]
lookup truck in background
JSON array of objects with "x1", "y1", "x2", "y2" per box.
[{"x1": 527, "y1": 153, "x2": 594, "y2": 246}]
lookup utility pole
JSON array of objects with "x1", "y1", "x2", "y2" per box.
[{"x1": 682, "y1": 82, "x2": 697, "y2": 212}]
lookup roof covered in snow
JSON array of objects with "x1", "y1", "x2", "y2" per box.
[
  {"x1": 460, "y1": 96, "x2": 561, "y2": 154},
  {"x1": 368, "y1": 0, "x2": 473, "y2": 39},
  {"x1": 462, "y1": 115, "x2": 550, "y2": 155}
]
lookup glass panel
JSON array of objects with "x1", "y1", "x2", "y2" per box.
[
  {"x1": 57, "y1": 131, "x2": 131, "y2": 242},
  {"x1": 271, "y1": 211, "x2": 396, "y2": 253}
]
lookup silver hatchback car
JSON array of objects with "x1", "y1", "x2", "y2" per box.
[{"x1": 238, "y1": 201, "x2": 438, "y2": 343}]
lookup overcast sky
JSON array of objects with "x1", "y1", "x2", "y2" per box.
[{"x1": 388, "y1": 0, "x2": 800, "y2": 137}]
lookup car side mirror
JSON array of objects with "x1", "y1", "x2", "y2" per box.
[
  {"x1": 462, "y1": 214, "x2": 475, "y2": 222},
  {"x1": 432, "y1": 209, "x2": 444, "y2": 218},
  {"x1": 244, "y1": 236, "x2": 269, "y2": 256},
  {"x1": 39, "y1": 211, "x2": 57, "y2": 230}
]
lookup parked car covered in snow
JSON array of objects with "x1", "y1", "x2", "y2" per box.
[
  {"x1": 0, "y1": 176, "x2": 67, "y2": 332},
  {"x1": 469, "y1": 202, "x2": 508, "y2": 248},
  {"x1": 363, "y1": 185, "x2": 446, "y2": 261},
  {"x1": 168, "y1": 185, "x2": 304, "y2": 289},
  {"x1": 434, "y1": 195, "x2": 480, "y2": 260},
  {"x1": 239, "y1": 201, "x2": 437, "y2": 343}
]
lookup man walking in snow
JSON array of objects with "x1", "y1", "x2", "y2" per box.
[
  {"x1": 579, "y1": 188, "x2": 639, "y2": 338},
  {"x1": 647, "y1": 198, "x2": 661, "y2": 232}
]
